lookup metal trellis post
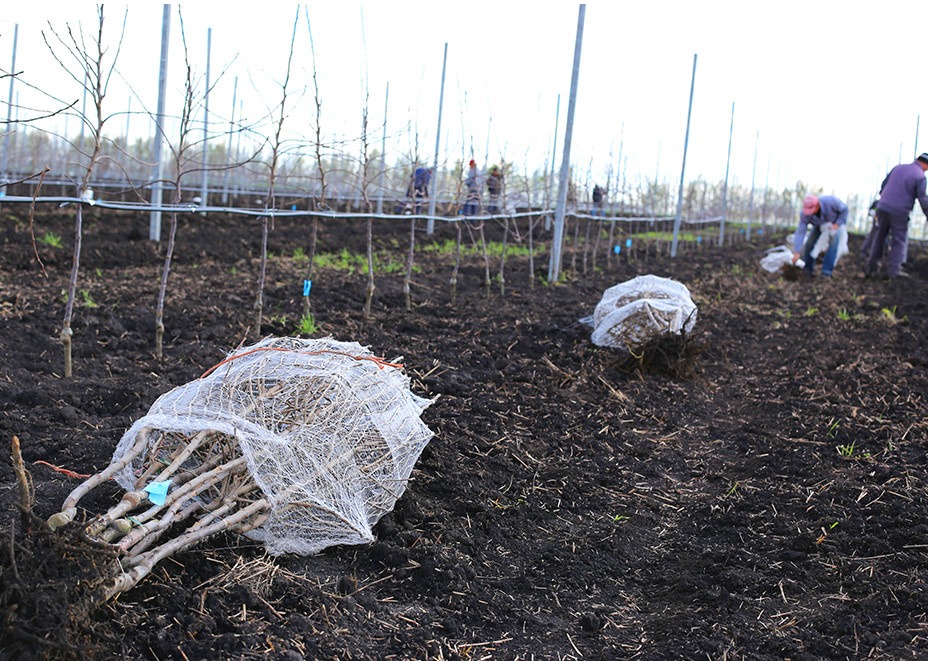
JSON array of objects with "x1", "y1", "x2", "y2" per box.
[
  {"x1": 149, "y1": 4, "x2": 171, "y2": 241},
  {"x1": 376, "y1": 82, "x2": 389, "y2": 214},
  {"x1": 426, "y1": 43, "x2": 448, "y2": 233},
  {"x1": 670, "y1": 53, "x2": 697, "y2": 258},
  {"x1": 547, "y1": 4, "x2": 585, "y2": 283},
  {"x1": 719, "y1": 101, "x2": 734, "y2": 247},
  {"x1": 746, "y1": 129, "x2": 758, "y2": 239},
  {"x1": 1, "y1": 24, "x2": 18, "y2": 190},
  {"x1": 545, "y1": 94, "x2": 560, "y2": 229},
  {"x1": 199, "y1": 27, "x2": 212, "y2": 208}
]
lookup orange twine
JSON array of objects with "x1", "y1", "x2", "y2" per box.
[
  {"x1": 33, "y1": 460, "x2": 91, "y2": 480},
  {"x1": 200, "y1": 347, "x2": 404, "y2": 379}
]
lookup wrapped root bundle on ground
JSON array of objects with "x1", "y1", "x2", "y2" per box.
[
  {"x1": 583, "y1": 274, "x2": 697, "y2": 351},
  {"x1": 46, "y1": 336, "x2": 434, "y2": 604}
]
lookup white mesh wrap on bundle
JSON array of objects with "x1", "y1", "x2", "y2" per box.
[
  {"x1": 588, "y1": 275, "x2": 697, "y2": 350},
  {"x1": 110, "y1": 337, "x2": 434, "y2": 555}
]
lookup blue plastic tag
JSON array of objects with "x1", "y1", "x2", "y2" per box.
[
  {"x1": 614, "y1": 245, "x2": 621, "y2": 254},
  {"x1": 303, "y1": 280, "x2": 312, "y2": 297},
  {"x1": 625, "y1": 238, "x2": 632, "y2": 248},
  {"x1": 144, "y1": 480, "x2": 172, "y2": 506}
]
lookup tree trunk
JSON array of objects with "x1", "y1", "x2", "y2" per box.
[
  {"x1": 253, "y1": 216, "x2": 269, "y2": 338},
  {"x1": 364, "y1": 218, "x2": 375, "y2": 318},
  {"x1": 498, "y1": 216, "x2": 509, "y2": 297},
  {"x1": 302, "y1": 217, "x2": 318, "y2": 319},
  {"x1": 450, "y1": 223, "x2": 462, "y2": 304},
  {"x1": 155, "y1": 210, "x2": 179, "y2": 361},
  {"x1": 403, "y1": 219, "x2": 416, "y2": 310},
  {"x1": 61, "y1": 203, "x2": 84, "y2": 378},
  {"x1": 479, "y1": 225, "x2": 491, "y2": 298}
]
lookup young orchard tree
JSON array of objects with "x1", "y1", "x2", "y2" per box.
[
  {"x1": 402, "y1": 125, "x2": 422, "y2": 311},
  {"x1": 153, "y1": 10, "x2": 247, "y2": 360},
  {"x1": 301, "y1": 6, "x2": 327, "y2": 322},
  {"x1": 520, "y1": 162, "x2": 540, "y2": 289},
  {"x1": 498, "y1": 214, "x2": 510, "y2": 297},
  {"x1": 449, "y1": 153, "x2": 468, "y2": 304},
  {"x1": 253, "y1": 8, "x2": 302, "y2": 340},
  {"x1": 462, "y1": 212, "x2": 492, "y2": 299},
  {"x1": 359, "y1": 85, "x2": 376, "y2": 318},
  {"x1": 450, "y1": 217, "x2": 463, "y2": 304},
  {"x1": 352, "y1": 14, "x2": 377, "y2": 319},
  {"x1": 43, "y1": 7, "x2": 127, "y2": 377}
]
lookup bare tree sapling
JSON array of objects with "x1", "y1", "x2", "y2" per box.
[{"x1": 43, "y1": 7, "x2": 127, "y2": 377}]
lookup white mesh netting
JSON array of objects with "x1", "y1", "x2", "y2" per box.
[
  {"x1": 583, "y1": 275, "x2": 697, "y2": 350},
  {"x1": 110, "y1": 336, "x2": 435, "y2": 555}
]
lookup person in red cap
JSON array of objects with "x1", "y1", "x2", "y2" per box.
[
  {"x1": 791, "y1": 193, "x2": 848, "y2": 277},
  {"x1": 865, "y1": 153, "x2": 928, "y2": 279},
  {"x1": 462, "y1": 159, "x2": 480, "y2": 216}
]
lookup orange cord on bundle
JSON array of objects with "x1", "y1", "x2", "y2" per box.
[
  {"x1": 199, "y1": 347, "x2": 404, "y2": 380},
  {"x1": 33, "y1": 460, "x2": 91, "y2": 480}
]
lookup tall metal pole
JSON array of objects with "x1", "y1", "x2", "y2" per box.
[
  {"x1": 670, "y1": 53, "x2": 697, "y2": 258},
  {"x1": 615, "y1": 125, "x2": 624, "y2": 214},
  {"x1": 199, "y1": 27, "x2": 212, "y2": 207},
  {"x1": 747, "y1": 129, "x2": 758, "y2": 238},
  {"x1": 761, "y1": 157, "x2": 770, "y2": 234},
  {"x1": 719, "y1": 101, "x2": 734, "y2": 247},
  {"x1": 915, "y1": 114, "x2": 921, "y2": 158},
  {"x1": 221, "y1": 76, "x2": 238, "y2": 203},
  {"x1": 149, "y1": 5, "x2": 171, "y2": 241},
  {"x1": 650, "y1": 143, "x2": 661, "y2": 217},
  {"x1": 426, "y1": 42, "x2": 448, "y2": 233},
  {"x1": 545, "y1": 93, "x2": 560, "y2": 227},
  {"x1": 376, "y1": 82, "x2": 389, "y2": 214},
  {"x1": 1, "y1": 24, "x2": 18, "y2": 187},
  {"x1": 547, "y1": 4, "x2": 585, "y2": 282}
]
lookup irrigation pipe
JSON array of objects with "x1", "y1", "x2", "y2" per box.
[{"x1": 7, "y1": 194, "x2": 768, "y2": 234}]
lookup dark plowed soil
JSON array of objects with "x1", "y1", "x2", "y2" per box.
[{"x1": 2, "y1": 206, "x2": 928, "y2": 660}]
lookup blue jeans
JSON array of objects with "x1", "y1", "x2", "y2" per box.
[{"x1": 801, "y1": 224, "x2": 839, "y2": 275}]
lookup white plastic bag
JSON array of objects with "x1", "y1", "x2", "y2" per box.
[
  {"x1": 583, "y1": 275, "x2": 697, "y2": 350},
  {"x1": 760, "y1": 245, "x2": 803, "y2": 273},
  {"x1": 810, "y1": 224, "x2": 849, "y2": 263}
]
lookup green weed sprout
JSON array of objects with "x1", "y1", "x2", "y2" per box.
[
  {"x1": 39, "y1": 231, "x2": 62, "y2": 247},
  {"x1": 79, "y1": 290, "x2": 98, "y2": 308},
  {"x1": 881, "y1": 306, "x2": 906, "y2": 324},
  {"x1": 836, "y1": 441, "x2": 856, "y2": 458},
  {"x1": 296, "y1": 312, "x2": 316, "y2": 335}
]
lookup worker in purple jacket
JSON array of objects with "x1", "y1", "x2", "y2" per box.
[
  {"x1": 791, "y1": 193, "x2": 848, "y2": 277},
  {"x1": 865, "y1": 153, "x2": 928, "y2": 279}
]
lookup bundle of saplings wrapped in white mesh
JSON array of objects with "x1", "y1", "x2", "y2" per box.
[
  {"x1": 47, "y1": 337, "x2": 434, "y2": 603},
  {"x1": 581, "y1": 275, "x2": 697, "y2": 350}
]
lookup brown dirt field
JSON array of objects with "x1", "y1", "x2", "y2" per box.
[{"x1": 2, "y1": 206, "x2": 928, "y2": 660}]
